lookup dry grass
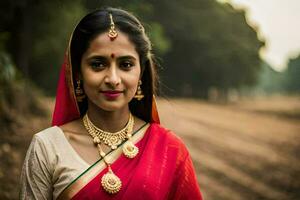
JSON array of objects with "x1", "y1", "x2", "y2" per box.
[{"x1": 0, "y1": 96, "x2": 299, "y2": 199}]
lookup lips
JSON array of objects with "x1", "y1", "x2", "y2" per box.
[{"x1": 100, "y1": 90, "x2": 123, "y2": 99}]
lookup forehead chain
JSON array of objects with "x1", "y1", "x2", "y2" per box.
[{"x1": 108, "y1": 13, "x2": 118, "y2": 40}]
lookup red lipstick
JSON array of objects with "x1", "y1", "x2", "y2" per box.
[{"x1": 100, "y1": 91, "x2": 122, "y2": 99}]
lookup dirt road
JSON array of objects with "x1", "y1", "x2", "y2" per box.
[
  {"x1": 158, "y1": 96, "x2": 300, "y2": 200},
  {"x1": 1, "y1": 96, "x2": 299, "y2": 199}
]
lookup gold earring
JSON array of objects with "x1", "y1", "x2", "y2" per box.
[
  {"x1": 75, "y1": 79, "x2": 85, "y2": 102},
  {"x1": 134, "y1": 80, "x2": 144, "y2": 101}
]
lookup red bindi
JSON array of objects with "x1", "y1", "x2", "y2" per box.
[{"x1": 111, "y1": 53, "x2": 115, "y2": 58}]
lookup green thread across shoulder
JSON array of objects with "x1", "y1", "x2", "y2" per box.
[{"x1": 61, "y1": 122, "x2": 149, "y2": 193}]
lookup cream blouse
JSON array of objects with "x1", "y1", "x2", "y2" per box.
[
  {"x1": 20, "y1": 126, "x2": 90, "y2": 200},
  {"x1": 20, "y1": 124, "x2": 149, "y2": 199}
]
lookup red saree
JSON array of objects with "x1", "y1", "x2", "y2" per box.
[
  {"x1": 58, "y1": 123, "x2": 202, "y2": 200},
  {"x1": 52, "y1": 20, "x2": 202, "y2": 200}
]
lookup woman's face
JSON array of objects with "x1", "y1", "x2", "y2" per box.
[{"x1": 80, "y1": 31, "x2": 141, "y2": 112}]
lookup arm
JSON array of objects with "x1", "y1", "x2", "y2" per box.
[
  {"x1": 168, "y1": 153, "x2": 203, "y2": 200},
  {"x1": 20, "y1": 135, "x2": 53, "y2": 200}
]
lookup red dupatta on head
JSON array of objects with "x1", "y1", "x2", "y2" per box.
[
  {"x1": 51, "y1": 35, "x2": 160, "y2": 126},
  {"x1": 52, "y1": 46, "x2": 80, "y2": 126}
]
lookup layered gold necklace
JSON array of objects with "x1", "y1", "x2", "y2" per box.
[{"x1": 82, "y1": 113, "x2": 139, "y2": 194}]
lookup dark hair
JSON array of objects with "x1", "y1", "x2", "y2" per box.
[{"x1": 70, "y1": 7, "x2": 158, "y2": 122}]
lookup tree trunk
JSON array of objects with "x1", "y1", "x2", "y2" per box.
[{"x1": 10, "y1": 3, "x2": 32, "y2": 77}]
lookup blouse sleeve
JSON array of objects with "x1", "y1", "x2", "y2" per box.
[
  {"x1": 20, "y1": 135, "x2": 53, "y2": 200},
  {"x1": 168, "y1": 152, "x2": 203, "y2": 200}
]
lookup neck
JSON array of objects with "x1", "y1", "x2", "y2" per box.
[{"x1": 86, "y1": 102, "x2": 131, "y2": 133}]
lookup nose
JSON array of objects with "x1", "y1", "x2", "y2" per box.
[{"x1": 104, "y1": 65, "x2": 121, "y2": 87}]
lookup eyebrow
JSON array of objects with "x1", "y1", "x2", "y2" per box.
[
  {"x1": 86, "y1": 55, "x2": 137, "y2": 61},
  {"x1": 118, "y1": 55, "x2": 137, "y2": 61}
]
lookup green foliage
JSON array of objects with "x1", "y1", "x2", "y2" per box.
[
  {"x1": 255, "y1": 55, "x2": 300, "y2": 95},
  {"x1": 0, "y1": 32, "x2": 10, "y2": 52},
  {"x1": 282, "y1": 55, "x2": 300, "y2": 93},
  {"x1": 150, "y1": 0, "x2": 264, "y2": 97},
  {"x1": 0, "y1": 52, "x2": 16, "y2": 84},
  {"x1": 147, "y1": 22, "x2": 171, "y2": 55},
  {"x1": 28, "y1": 0, "x2": 86, "y2": 94},
  {"x1": 0, "y1": 51, "x2": 46, "y2": 128},
  {"x1": 255, "y1": 62, "x2": 285, "y2": 93},
  {"x1": 0, "y1": 0, "x2": 264, "y2": 98}
]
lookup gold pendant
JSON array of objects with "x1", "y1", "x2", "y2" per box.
[
  {"x1": 123, "y1": 141, "x2": 139, "y2": 159},
  {"x1": 108, "y1": 29, "x2": 118, "y2": 40},
  {"x1": 101, "y1": 166, "x2": 122, "y2": 194}
]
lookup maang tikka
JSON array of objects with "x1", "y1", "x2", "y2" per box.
[{"x1": 108, "y1": 13, "x2": 118, "y2": 40}]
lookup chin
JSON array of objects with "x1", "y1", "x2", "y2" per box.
[
  {"x1": 96, "y1": 100, "x2": 128, "y2": 112},
  {"x1": 87, "y1": 94, "x2": 133, "y2": 112}
]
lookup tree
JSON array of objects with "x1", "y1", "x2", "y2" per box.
[
  {"x1": 283, "y1": 55, "x2": 300, "y2": 93},
  {"x1": 149, "y1": 0, "x2": 264, "y2": 98},
  {"x1": 1, "y1": 0, "x2": 264, "y2": 98},
  {"x1": 255, "y1": 62, "x2": 285, "y2": 94},
  {"x1": 0, "y1": 0, "x2": 86, "y2": 94}
]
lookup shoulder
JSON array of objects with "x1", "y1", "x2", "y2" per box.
[
  {"x1": 35, "y1": 126, "x2": 63, "y2": 139},
  {"x1": 149, "y1": 123, "x2": 189, "y2": 155},
  {"x1": 27, "y1": 126, "x2": 65, "y2": 162},
  {"x1": 150, "y1": 123, "x2": 186, "y2": 145},
  {"x1": 34, "y1": 118, "x2": 83, "y2": 144},
  {"x1": 33, "y1": 126, "x2": 64, "y2": 146},
  {"x1": 23, "y1": 127, "x2": 63, "y2": 173}
]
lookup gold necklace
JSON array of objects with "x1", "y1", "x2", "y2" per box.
[
  {"x1": 84, "y1": 114, "x2": 133, "y2": 149},
  {"x1": 82, "y1": 113, "x2": 139, "y2": 194}
]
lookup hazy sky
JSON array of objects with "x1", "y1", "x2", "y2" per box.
[{"x1": 218, "y1": 0, "x2": 300, "y2": 71}]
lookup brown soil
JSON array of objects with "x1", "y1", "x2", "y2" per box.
[
  {"x1": 158, "y1": 96, "x2": 300, "y2": 200},
  {"x1": 1, "y1": 96, "x2": 299, "y2": 200},
  {"x1": 0, "y1": 97, "x2": 54, "y2": 200}
]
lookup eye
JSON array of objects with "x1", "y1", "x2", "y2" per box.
[
  {"x1": 89, "y1": 60, "x2": 107, "y2": 71},
  {"x1": 120, "y1": 60, "x2": 134, "y2": 70}
]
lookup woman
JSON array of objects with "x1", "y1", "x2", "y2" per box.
[{"x1": 20, "y1": 7, "x2": 203, "y2": 200}]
